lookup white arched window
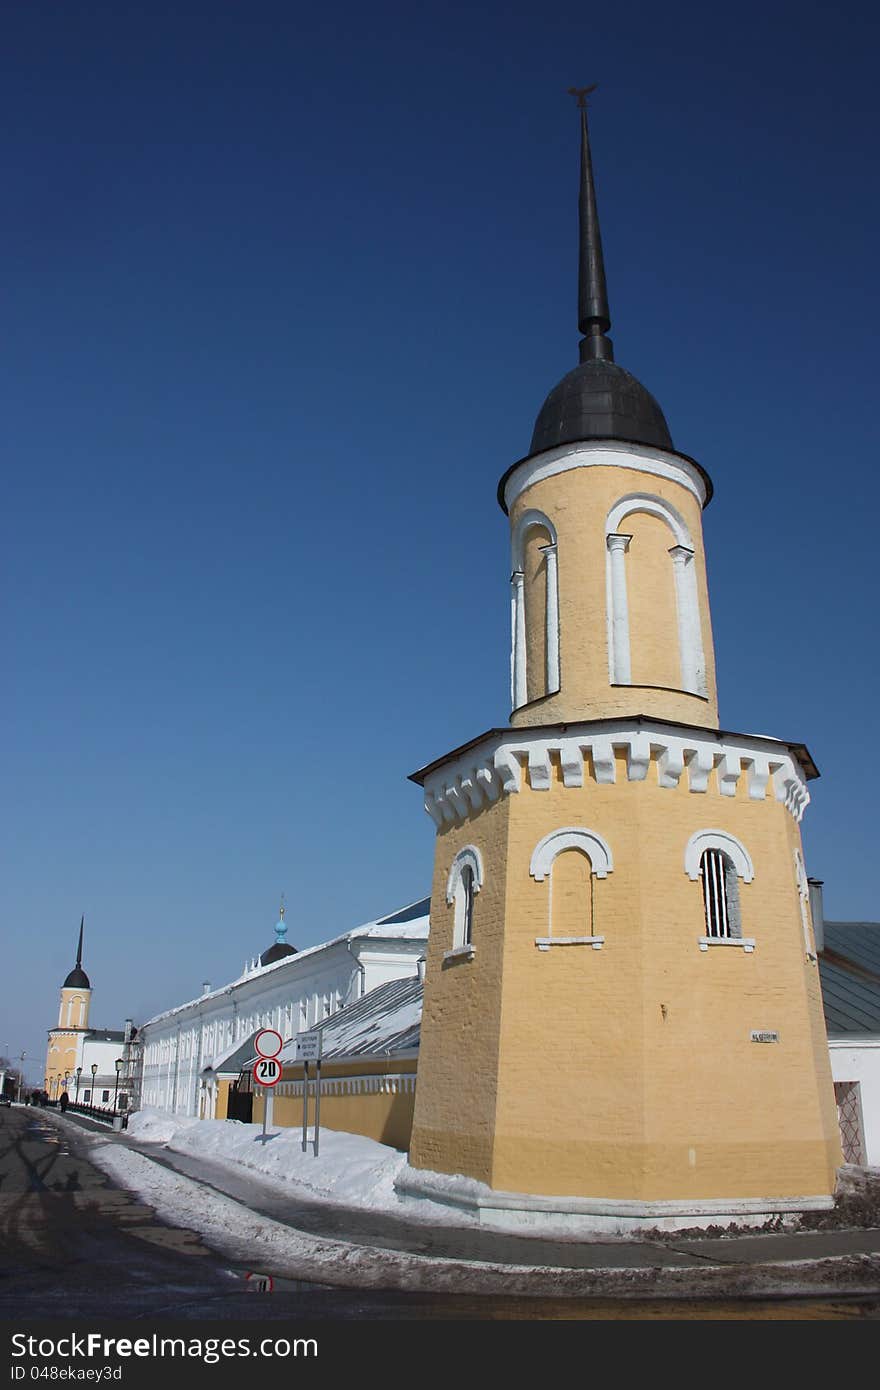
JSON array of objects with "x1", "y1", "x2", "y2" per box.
[
  {"x1": 446, "y1": 846, "x2": 484, "y2": 957},
  {"x1": 510, "y1": 509, "x2": 559, "y2": 710},
  {"x1": 605, "y1": 493, "x2": 707, "y2": 696},
  {"x1": 529, "y1": 827, "x2": 612, "y2": 950},
  {"x1": 794, "y1": 849, "x2": 817, "y2": 961},
  {"x1": 685, "y1": 830, "x2": 755, "y2": 952}
]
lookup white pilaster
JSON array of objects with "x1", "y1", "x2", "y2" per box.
[
  {"x1": 541, "y1": 542, "x2": 560, "y2": 694},
  {"x1": 511, "y1": 571, "x2": 527, "y2": 710},
  {"x1": 606, "y1": 534, "x2": 632, "y2": 685}
]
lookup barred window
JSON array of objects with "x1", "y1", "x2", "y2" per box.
[
  {"x1": 459, "y1": 864, "x2": 475, "y2": 947},
  {"x1": 700, "y1": 848, "x2": 742, "y2": 939}
]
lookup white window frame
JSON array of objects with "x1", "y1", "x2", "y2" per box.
[
  {"x1": 685, "y1": 829, "x2": 755, "y2": 952},
  {"x1": 445, "y1": 846, "x2": 483, "y2": 960},
  {"x1": 529, "y1": 826, "x2": 612, "y2": 950}
]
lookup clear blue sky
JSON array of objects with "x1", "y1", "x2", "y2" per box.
[{"x1": 3, "y1": 1, "x2": 878, "y2": 1083}]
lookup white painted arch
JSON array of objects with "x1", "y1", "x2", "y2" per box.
[
  {"x1": 446, "y1": 845, "x2": 485, "y2": 904},
  {"x1": 684, "y1": 829, "x2": 754, "y2": 883},
  {"x1": 529, "y1": 827, "x2": 614, "y2": 882}
]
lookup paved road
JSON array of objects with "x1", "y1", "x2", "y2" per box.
[{"x1": 2, "y1": 1107, "x2": 879, "y2": 1320}]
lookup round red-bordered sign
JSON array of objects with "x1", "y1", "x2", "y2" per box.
[
  {"x1": 254, "y1": 1056, "x2": 282, "y2": 1087},
  {"x1": 254, "y1": 1028, "x2": 283, "y2": 1059},
  {"x1": 245, "y1": 1271, "x2": 274, "y2": 1293}
]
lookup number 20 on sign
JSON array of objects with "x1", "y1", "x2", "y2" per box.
[{"x1": 254, "y1": 1057, "x2": 281, "y2": 1087}]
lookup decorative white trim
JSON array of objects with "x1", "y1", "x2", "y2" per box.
[
  {"x1": 422, "y1": 720, "x2": 810, "y2": 828},
  {"x1": 395, "y1": 1165, "x2": 834, "y2": 1235},
  {"x1": 530, "y1": 826, "x2": 614, "y2": 881},
  {"x1": 606, "y1": 533, "x2": 632, "y2": 684},
  {"x1": 685, "y1": 829, "x2": 755, "y2": 883},
  {"x1": 606, "y1": 493, "x2": 693, "y2": 549},
  {"x1": 511, "y1": 508, "x2": 558, "y2": 569},
  {"x1": 277, "y1": 1072, "x2": 417, "y2": 1099},
  {"x1": 542, "y1": 542, "x2": 560, "y2": 693},
  {"x1": 605, "y1": 493, "x2": 707, "y2": 698},
  {"x1": 698, "y1": 937, "x2": 756, "y2": 953},
  {"x1": 446, "y1": 846, "x2": 484, "y2": 904},
  {"x1": 510, "y1": 571, "x2": 526, "y2": 710},
  {"x1": 535, "y1": 936, "x2": 605, "y2": 951},
  {"x1": 503, "y1": 440, "x2": 708, "y2": 515},
  {"x1": 794, "y1": 849, "x2": 817, "y2": 960},
  {"x1": 443, "y1": 943, "x2": 476, "y2": 963}
]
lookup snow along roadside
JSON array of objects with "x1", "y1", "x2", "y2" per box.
[{"x1": 85, "y1": 1130, "x2": 880, "y2": 1301}]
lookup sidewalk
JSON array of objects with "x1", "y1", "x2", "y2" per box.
[{"x1": 47, "y1": 1108, "x2": 880, "y2": 1300}]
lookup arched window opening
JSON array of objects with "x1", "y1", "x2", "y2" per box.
[
  {"x1": 446, "y1": 845, "x2": 484, "y2": 957},
  {"x1": 700, "y1": 848, "x2": 742, "y2": 940},
  {"x1": 458, "y1": 864, "x2": 475, "y2": 947}
]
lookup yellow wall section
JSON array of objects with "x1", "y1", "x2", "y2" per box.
[
  {"x1": 509, "y1": 464, "x2": 718, "y2": 728},
  {"x1": 411, "y1": 759, "x2": 840, "y2": 1202},
  {"x1": 626, "y1": 511, "x2": 680, "y2": 690},
  {"x1": 253, "y1": 1058, "x2": 418, "y2": 1152},
  {"x1": 550, "y1": 848, "x2": 593, "y2": 939}
]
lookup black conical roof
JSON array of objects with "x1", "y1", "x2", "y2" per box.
[
  {"x1": 530, "y1": 357, "x2": 672, "y2": 454},
  {"x1": 63, "y1": 917, "x2": 90, "y2": 989},
  {"x1": 260, "y1": 941, "x2": 298, "y2": 967}
]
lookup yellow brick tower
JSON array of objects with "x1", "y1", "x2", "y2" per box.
[
  {"x1": 402, "y1": 94, "x2": 841, "y2": 1232},
  {"x1": 46, "y1": 916, "x2": 91, "y2": 1095}
]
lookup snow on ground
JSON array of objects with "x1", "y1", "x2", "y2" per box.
[
  {"x1": 125, "y1": 1108, "x2": 467, "y2": 1222},
  {"x1": 59, "y1": 1114, "x2": 880, "y2": 1300}
]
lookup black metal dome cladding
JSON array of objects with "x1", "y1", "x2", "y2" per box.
[
  {"x1": 530, "y1": 358, "x2": 673, "y2": 455},
  {"x1": 259, "y1": 942, "x2": 297, "y2": 967},
  {"x1": 63, "y1": 965, "x2": 91, "y2": 989}
]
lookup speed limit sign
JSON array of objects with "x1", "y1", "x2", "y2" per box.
[{"x1": 254, "y1": 1056, "x2": 282, "y2": 1087}]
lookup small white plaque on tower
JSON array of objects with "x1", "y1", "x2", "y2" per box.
[{"x1": 750, "y1": 1030, "x2": 780, "y2": 1044}]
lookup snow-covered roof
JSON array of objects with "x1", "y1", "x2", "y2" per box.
[
  {"x1": 275, "y1": 977, "x2": 423, "y2": 1064},
  {"x1": 142, "y1": 897, "x2": 430, "y2": 1028}
]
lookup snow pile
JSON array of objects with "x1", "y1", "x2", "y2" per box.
[{"x1": 127, "y1": 1108, "x2": 413, "y2": 1212}]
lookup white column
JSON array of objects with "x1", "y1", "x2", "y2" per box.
[
  {"x1": 511, "y1": 570, "x2": 527, "y2": 709},
  {"x1": 541, "y1": 543, "x2": 560, "y2": 693},
  {"x1": 606, "y1": 534, "x2": 632, "y2": 684},
  {"x1": 669, "y1": 545, "x2": 705, "y2": 695}
]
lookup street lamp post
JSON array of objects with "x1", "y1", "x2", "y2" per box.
[
  {"x1": 113, "y1": 1059, "x2": 123, "y2": 1113},
  {"x1": 74, "y1": 1067, "x2": 82, "y2": 1103},
  {"x1": 90, "y1": 1063, "x2": 98, "y2": 1106},
  {"x1": 17, "y1": 1053, "x2": 26, "y2": 1103}
]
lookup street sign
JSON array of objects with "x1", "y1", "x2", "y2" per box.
[
  {"x1": 254, "y1": 1028, "x2": 283, "y2": 1059},
  {"x1": 254, "y1": 1056, "x2": 282, "y2": 1087},
  {"x1": 297, "y1": 1031, "x2": 322, "y2": 1061},
  {"x1": 245, "y1": 1271, "x2": 274, "y2": 1293}
]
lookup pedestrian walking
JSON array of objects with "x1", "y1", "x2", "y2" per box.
[{"x1": 59, "y1": 1091, "x2": 69, "y2": 1113}]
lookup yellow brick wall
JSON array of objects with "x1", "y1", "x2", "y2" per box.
[
  {"x1": 508, "y1": 463, "x2": 718, "y2": 728},
  {"x1": 412, "y1": 754, "x2": 841, "y2": 1203},
  {"x1": 254, "y1": 1057, "x2": 418, "y2": 1152}
]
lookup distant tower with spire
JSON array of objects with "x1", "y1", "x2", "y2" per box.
[
  {"x1": 404, "y1": 92, "x2": 841, "y2": 1231},
  {"x1": 45, "y1": 917, "x2": 93, "y2": 1094}
]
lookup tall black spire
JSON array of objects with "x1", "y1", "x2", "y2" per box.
[
  {"x1": 569, "y1": 86, "x2": 614, "y2": 363},
  {"x1": 63, "y1": 915, "x2": 91, "y2": 990}
]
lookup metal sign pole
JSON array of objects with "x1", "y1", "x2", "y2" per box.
[
  {"x1": 314, "y1": 1057, "x2": 321, "y2": 1158},
  {"x1": 301, "y1": 1061, "x2": 309, "y2": 1152},
  {"x1": 262, "y1": 1088, "x2": 268, "y2": 1141}
]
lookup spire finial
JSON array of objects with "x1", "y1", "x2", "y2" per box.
[
  {"x1": 567, "y1": 85, "x2": 614, "y2": 363},
  {"x1": 275, "y1": 896, "x2": 288, "y2": 945},
  {"x1": 76, "y1": 915, "x2": 84, "y2": 968}
]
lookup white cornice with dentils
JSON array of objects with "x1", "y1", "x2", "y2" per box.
[
  {"x1": 503, "y1": 440, "x2": 709, "y2": 514},
  {"x1": 422, "y1": 720, "x2": 810, "y2": 828}
]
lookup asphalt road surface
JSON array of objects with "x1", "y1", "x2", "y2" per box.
[{"x1": 1, "y1": 1106, "x2": 878, "y2": 1321}]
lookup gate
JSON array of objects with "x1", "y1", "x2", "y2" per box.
[{"x1": 834, "y1": 1081, "x2": 867, "y2": 1164}]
